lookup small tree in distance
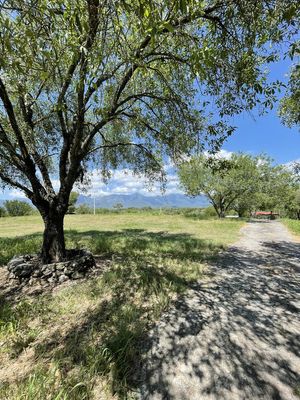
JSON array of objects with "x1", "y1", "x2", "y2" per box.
[
  {"x1": 0, "y1": 206, "x2": 7, "y2": 217},
  {"x1": 113, "y1": 203, "x2": 124, "y2": 210}
]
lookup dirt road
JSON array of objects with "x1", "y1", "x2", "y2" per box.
[{"x1": 137, "y1": 221, "x2": 300, "y2": 400}]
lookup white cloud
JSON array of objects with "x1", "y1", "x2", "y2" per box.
[
  {"x1": 7, "y1": 189, "x2": 27, "y2": 198},
  {"x1": 4, "y1": 150, "x2": 234, "y2": 199},
  {"x1": 204, "y1": 149, "x2": 233, "y2": 160},
  {"x1": 74, "y1": 165, "x2": 183, "y2": 197},
  {"x1": 284, "y1": 158, "x2": 300, "y2": 171}
]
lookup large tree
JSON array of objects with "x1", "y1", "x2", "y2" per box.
[
  {"x1": 179, "y1": 153, "x2": 297, "y2": 218},
  {"x1": 255, "y1": 161, "x2": 298, "y2": 214},
  {"x1": 0, "y1": 0, "x2": 298, "y2": 262},
  {"x1": 178, "y1": 153, "x2": 261, "y2": 217}
]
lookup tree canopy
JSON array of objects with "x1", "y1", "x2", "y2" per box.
[
  {"x1": 279, "y1": 62, "x2": 300, "y2": 128},
  {"x1": 279, "y1": 40, "x2": 300, "y2": 129},
  {"x1": 0, "y1": 0, "x2": 299, "y2": 261},
  {"x1": 178, "y1": 153, "x2": 297, "y2": 218},
  {"x1": 178, "y1": 153, "x2": 261, "y2": 217}
]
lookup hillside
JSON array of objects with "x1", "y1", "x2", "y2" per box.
[{"x1": 77, "y1": 193, "x2": 208, "y2": 208}]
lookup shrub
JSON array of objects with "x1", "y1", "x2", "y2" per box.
[
  {"x1": 113, "y1": 202, "x2": 124, "y2": 210},
  {"x1": 0, "y1": 206, "x2": 7, "y2": 217},
  {"x1": 202, "y1": 206, "x2": 217, "y2": 218},
  {"x1": 4, "y1": 200, "x2": 33, "y2": 216},
  {"x1": 67, "y1": 191, "x2": 79, "y2": 214},
  {"x1": 76, "y1": 204, "x2": 93, "y2": 214}
]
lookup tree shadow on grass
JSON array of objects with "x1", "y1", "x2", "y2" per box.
[
  {"x1": 65, "y1": 228, "x2": 222, "y2": 265},
  {"x1": 34, "y1": 263, "x2": 189, "y2": 397},
  {"x1": 0, "y1": 229, "x2": 222, "y2": 397},
  {"x1": 0, "y1": 228, "x2": 222, "y2": 266}
]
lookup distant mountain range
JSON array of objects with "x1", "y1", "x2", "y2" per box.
[
  {"x1": 1, "y1": 193, "x2": 209, "y2": 209},
  {"x1": 77, "y1": 193, "x2": 208, "y2": 208}
]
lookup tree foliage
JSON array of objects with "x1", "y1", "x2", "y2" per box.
[
  {"x1": 67, "y1": 191, "x2": 79, "y2": 213},
  {"x1": 284, "y1": 188, "x2": 300, "y2": 220},
  {"x1": 279, "y1": 41, "x2": 300, "y2": 128},
  {"x1": 0, "y1": 0, "x2": 298, "y2": 261},
  {"x1": 113, "y1": 202, "x2": 124, "y2": 210},
  {"x1": 4, "y1": 199, "x2": 33, "y2": 216},
  {"x1": 253, "y1": 161, "x2": 297, "y2": 213},
  {"x1": 0, "y1": 205, "x2": 7, "y2": 217},
  {"x1": 76, "y1": 204, "x2": 93, "y2": 214},
  {"x1": 178, "y1": 153, "x2": 261, "y2": 217},
  {"x1": 178, "y1": 153, "x2": 297, "y2": 217}
]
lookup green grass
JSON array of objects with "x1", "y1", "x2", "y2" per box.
[
  {"x1": 282, "y1": 218, "x2": 300, "y2": 238},
  {"x1": 0, "y1": 213, "x2": 244, "y2": 399},
  {"x1": 0, "y1": 213, "x2": 241, "y2": 265},
  {"x1": 294, "y1": 385, "x2": 300, "y2": 398}
]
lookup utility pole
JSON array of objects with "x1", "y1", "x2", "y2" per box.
[{"x1": 93, "y1": 195, "x2": 96, "y2": 215}]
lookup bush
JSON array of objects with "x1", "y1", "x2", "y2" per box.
[
  {"x1": 183, "y1": 208, "x2": 204, "y2": 219},
  {"x1": 0, "y1": 206, "x2": 7, "y2": 217},
  {"x1": 202, "y1": 206, "x2": 217, "y2": 218},
  {"x1": 95, "y1": 208, "x2": 112, "y2": 214},
  {"x1": 67, "y1": 192, "x2": 79, "y2": 214},
  {"x1": 113, "y1": 202, "x2": 124, "y2": 210},
  {"x1": 227, "y1": 209, "x2": 239, "y2": 216},
  {"x1": 76, "y1": 204, "x2": 93, "y2": 214},
  {"x1": 4, "y1": 200, "x2": 33, "y2": 217}
]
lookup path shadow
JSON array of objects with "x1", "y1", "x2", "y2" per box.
[{"x1": 136, "y1": 239, "x2": 300, "y2": 399}]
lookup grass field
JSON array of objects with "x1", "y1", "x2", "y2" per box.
[
  {"x1": 0, "y1": 213, "x2": 244, "y2": 399},
  {"x1": 282, "y1": 219, "x2": 300, "y2": 238}
]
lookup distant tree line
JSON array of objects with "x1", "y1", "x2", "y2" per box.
[
  {"x1": 0, "y1": 192, "x2": 80, "y2": 217},
  {"x1": 1, "y1": 167, "x2": 299, "y2": 219}
]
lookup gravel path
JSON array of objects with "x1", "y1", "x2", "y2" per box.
[{"x1": 137, "y1": 221, "x2": 300, "y2": 400}]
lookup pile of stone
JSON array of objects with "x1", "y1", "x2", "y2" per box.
[{"x1": 7, "y1": 249, "x2": 96, "y2": 285}]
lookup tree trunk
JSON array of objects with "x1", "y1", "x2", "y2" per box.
[{"x1": 41, "y1": 211, "x2": 66, "y2": 263}]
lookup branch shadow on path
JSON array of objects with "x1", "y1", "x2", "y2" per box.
[{"x1": 136, "y1": 237, "x2": 300, "y2": 400}]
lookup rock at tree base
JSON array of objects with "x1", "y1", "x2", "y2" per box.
[{"x1": 7, "y1": 249, "x2": 96, "y2": 284}]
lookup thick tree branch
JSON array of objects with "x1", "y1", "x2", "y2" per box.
[
  {"x1": 0, "y1": 171, "x2": 33, "y2": 198},
  {"x1": 0, "y1": 122, "x2": 23, "y2": 165},
  {"x1": 0, "y1": 77, "x2": 30, "y2": 159},
  {"x1": 19, "y1": 95, "x2": 55, "y2": 194}
]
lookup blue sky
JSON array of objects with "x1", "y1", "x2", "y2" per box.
[
  {"x1": 224, "y1": 56, "x2": 299, "y2": 164},
  {"x1": 225, "y1": 109, "x2": 299, "y2": 164}
]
